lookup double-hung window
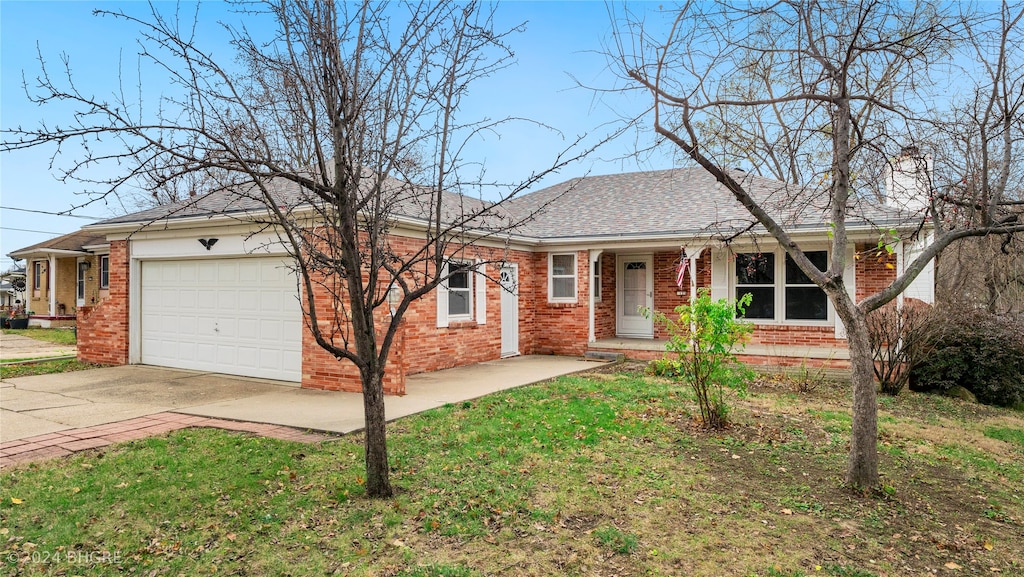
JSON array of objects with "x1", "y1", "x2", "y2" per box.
[
  {"x1": 735, "y1": 250, "x2": 829, "y2": 321},
  {"x1": 549, "y1": 253, "x2": 577, "y2": 302},
  {"x1": 447, "y1": 261, "x2": 473, "y2": 319}
]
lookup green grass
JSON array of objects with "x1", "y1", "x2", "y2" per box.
[
  {"x1": 984, "y1": 426, "x2": 1024, "y2": 449},
  {"x1": 0, "y1": 359, "x2": 101, "y2": 379},
  {"x1": 2, "y1": 372, "x2": 1023, "y2": 576},
  {"x1": 2, "y1": 327, "x2": 77, "y2": 345}
]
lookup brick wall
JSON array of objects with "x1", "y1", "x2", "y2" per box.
[
  {"x1": 593, "y1": 253, "x2": 615, "y2": 339},
  {"x1": 855, "y1": 243, "x2": 897, "y2": 302},
  {"x1": 77, "y1": 241, "x2": 129, "y2": 365},
  {"x1": 532, "y1": 250, "x2": 590, "y2": 355},
  {"x1": 300, "y1": 235, "x2": 536, "y2": 394}
]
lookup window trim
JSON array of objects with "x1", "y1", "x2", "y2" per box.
[
  {"x1": 592, "y1": 258, "x2": 602, "y2": 302},
  {"x1": 99, "y1": 255, "x2": 110, "y2": 289},
  {"x1": 445, "y1": 260, "x2": 474, "y2": 321},
  {"x1": 731, "y1": 248, "x2": 831, "y2": 325},
  {"x1": 76, "y1": 260, "x2": 88, "y2": 303},
  {"x1": 783, "y1": 251, "x2": 829, "y2": 321},
  {"x1": 548, "y1": 252, "x2": 578, "y2": 303},
  {"x1": 32, "y1": 261, "x2": 43, "y2": 295}
]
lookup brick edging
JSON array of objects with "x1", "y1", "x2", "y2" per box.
[{"x1": 0, "y1": 412, "x2": 338, "y2": 469}]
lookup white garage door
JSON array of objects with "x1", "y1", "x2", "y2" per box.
[{"x1": 140, "y1": 258, "x2": 302, "y2": 382}]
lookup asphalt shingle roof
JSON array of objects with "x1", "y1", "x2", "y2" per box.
[
  {"x1": 502, "y1": 168, "x2": 902, "y2": 239},
  {"x1": 87, "y1": 168, "x2": 902, "y2": 241},
  {"x1": 8, "y1": 229, "x2": 109, "y2": 257}
]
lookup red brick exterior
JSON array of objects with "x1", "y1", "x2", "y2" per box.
[
  {"x1": 300, "y1": 237, "x2": 538, "y2": 394},
  {"x1": 593, "y1": 253, "x2": 615, "y2": 339},
  {"x1": 532, "y1": 250, "x2": 590, "y2": 355},
  {"x1": 77, "y1": 241, "x2": 129, "y2": 365},
  {"x1": 76, "y1": 235, "x2": 904, "y2": 392},
  {"x1": 855, "y1": 243, "x2": 897, "y2": 302}
]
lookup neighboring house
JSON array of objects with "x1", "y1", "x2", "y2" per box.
[
  {"x1": 49, "y1": 165, "x2": 934, "y2": 394},
  {"x1": 7, "y1": 231, "x2": 112, "y2": 327},
  {"x1": 1, "y1": 266, "x2": 27, "y2": 313}
]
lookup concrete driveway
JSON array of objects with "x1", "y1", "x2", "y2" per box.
[{"x1": 1, "y1": 356, "x2": 596, "y2": 443}]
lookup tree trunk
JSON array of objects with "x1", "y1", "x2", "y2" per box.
[
  {"x1": 361, "y1": 369, "x2": 393, "y2": 498},
  {"x1": 844, "y1": 312, "x2": 879, "y2": 489}
]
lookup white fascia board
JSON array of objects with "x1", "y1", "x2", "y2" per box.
[{"x1": 8, "y1": 248, "x2": 92, "y2": 259}]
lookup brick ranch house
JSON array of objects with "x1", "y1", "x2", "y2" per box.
[{"x1": 45, "y1": 166, "x2": 933, "y2": 394}]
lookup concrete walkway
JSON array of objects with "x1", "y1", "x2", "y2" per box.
[
  {"x1": 1, "y1": 355, "x2": 599, "y2": 468},
  {"x1": 0, "y1": 330, "x2": 77, "y2": 361}
]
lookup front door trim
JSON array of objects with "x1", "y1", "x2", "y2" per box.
[{"x1": 615, "y1": 254, "x2": 654, "y2": 338}]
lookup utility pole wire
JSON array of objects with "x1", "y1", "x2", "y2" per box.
[{"x1": 0, "y1": 206, "x2": 104, "y2": 220}]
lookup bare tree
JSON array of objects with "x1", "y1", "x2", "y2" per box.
[
  {"x1": 616, "y1": 0, "x2": 1024, "y2": 489},
  {"x1": 2, "y1": 0, "x2": 593, "y2": 498}
]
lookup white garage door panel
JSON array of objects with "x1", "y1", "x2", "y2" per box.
[{"x1": 141, "y1": 258, "x2": 301, "y2": 382}]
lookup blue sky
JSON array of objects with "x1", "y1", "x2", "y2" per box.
[{"x1": 0, "y1": 1, "x2": 677, "y2": 270}]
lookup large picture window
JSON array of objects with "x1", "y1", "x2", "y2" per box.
[
  {"x1": 549, "y1": 253, "x2": 577, "y2": 302},
  {"x1": 734, "y1": 250, "x2": 829, "y2": 322}
]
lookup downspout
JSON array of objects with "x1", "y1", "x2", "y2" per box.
[
  {"x1": 48, "y1": 253, "x2": 57, "y2": 317},
  {"x1": 588, "y1": 249, "x2": 604, "y2": 343}
]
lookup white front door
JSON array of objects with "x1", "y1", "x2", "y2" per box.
[
  {"x1": 500, "y1": 264, "x2": 519, "y2": 357},
  {"x1": 616, "y1": 254, "x2": 654, "y2": 338}
]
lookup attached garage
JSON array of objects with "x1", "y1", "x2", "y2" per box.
[{"x1": 139, "y1": 257, "x2": 302, "y2": 382}]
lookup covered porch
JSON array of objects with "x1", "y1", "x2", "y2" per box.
[{"x1": 581, "y1": 243, "x2": 853, "y2": 373}]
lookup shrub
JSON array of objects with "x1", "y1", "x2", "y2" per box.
[
  {"x1": 644, "y1": 289, "x2": 754, "y2": 429},
  {"x1": 867, "y1": 304, "x2": 931, "y2": 396},
  {"x1": 910, "y1": 306, "x2": 1024, "y2": 408}
]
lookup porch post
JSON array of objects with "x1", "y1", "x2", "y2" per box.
[
  {"x1": 588, "y1": 249, "x2": 603, "y2": 343},
  {"x1": 48, "y1": 253, "x2": 57, "y2": 316},
  {"x1": 688, "y1": 247, "x2": 705, "y2": 303}
]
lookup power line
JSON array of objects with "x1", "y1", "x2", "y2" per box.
[
  {"x1": 0, "y1": 226, "x2": 66, "y2": 235},
  {"x1": 0, "y1": 206, "x2": 104, "y2": 220}
]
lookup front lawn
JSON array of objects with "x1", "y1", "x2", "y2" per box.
[
  {"x1": 2, "y1": 328, "x2": 77, "y2": 346},
  {"x1": 2, "y1": 368, "x2": 1022, "y2": 576}
]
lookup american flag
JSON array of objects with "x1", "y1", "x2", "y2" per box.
[{"x1": 675, "y1": 249, "x2": 689, "y2": 289}]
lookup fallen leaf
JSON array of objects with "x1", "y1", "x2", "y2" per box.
[
  {"x1": 72, "y1": 487, "x2": 81, "y2": 494},
  {"x1": 226, "y1": 533, "x2": 236, "y2": 542},
  {"x1": 781, "y1": 508, "x2": 793, "y2": 515},
  {"x1": 731, "y1": 454, "x2": 741, "y2": 460},
  {"x1": 983, "y1": 541, "x2": 993, "y2": 551},
  {"x1": 945, "y1": 562, "x2": 962, "y2": 570},
  {"x1": 10, "y1": 497, "x2": 24, "y2": 504}
]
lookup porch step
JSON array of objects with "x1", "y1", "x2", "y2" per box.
[{"x1": 584, "y1": 351, "x2": 626, "y2": 363}]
